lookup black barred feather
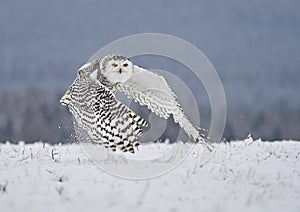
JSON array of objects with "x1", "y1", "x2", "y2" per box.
[{"x1": 60, "y1": 67, "x2": 148, "y2": 153}]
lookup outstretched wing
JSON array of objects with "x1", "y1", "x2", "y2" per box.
[
  {"x1": 60, "y1": 70, "x2": 148, "y2": 153},
  {"x1": 117, "y1": 65, "x2": 178, "y2": 119},
  {"x1": 117, "y1": 65, "x2": 214, "y2": 151}
]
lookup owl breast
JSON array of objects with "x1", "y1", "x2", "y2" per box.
[{"x1": 105, "y1": 69, "x2": 132, "y2": 84}]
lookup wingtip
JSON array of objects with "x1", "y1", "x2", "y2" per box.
[{"x1": 60, "y1": 93, "x2": 70, "y2": 106}]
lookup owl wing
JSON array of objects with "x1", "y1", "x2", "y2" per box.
[
  {"x1": 117, "y1": 65, "x2": 178, "y2": 119},
  {"x1": 117, "y1": 65, "x2": 214, "y2": 151},
  {"x1": 60, "y1": 70, "x2": 148, "y2": 153}
]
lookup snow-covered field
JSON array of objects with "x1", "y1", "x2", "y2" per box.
[{"x1": 0, "y1": 138, "x2": 299, "y2": 212}]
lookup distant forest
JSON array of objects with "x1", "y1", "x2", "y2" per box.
[{"x1": 0, "y1": 85, "x2": 299, "y2": 144}]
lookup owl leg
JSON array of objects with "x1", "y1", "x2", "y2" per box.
[{"x1": 108, "y1": 84, "x2": 118, "y2": 93}]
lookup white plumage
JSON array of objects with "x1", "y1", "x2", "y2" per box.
[
  {"x1": 60, "y1": 54, "x2": 213, "y2": 153},
  {"x1": 60, "y1": 64, "x2": 148, "y2": 153}
]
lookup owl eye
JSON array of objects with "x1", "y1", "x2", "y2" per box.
[
  {"x1": 123, "y1": 63, "x2": 128, "y2": 67},
  {"x1": 112, "y1": 63, "x2": 118, "y2": 67}
]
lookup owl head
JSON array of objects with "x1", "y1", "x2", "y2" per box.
[{"x1": 100, "y1": 55, "x2": 133, "y2": 83}]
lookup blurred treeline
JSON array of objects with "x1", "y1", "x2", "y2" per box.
[
  {"x1": 0, "y1": 85, "x2": 299, "y2": 143},
  {"x1": 0, "y1": 88, "x2": 74, "y2": 143}
]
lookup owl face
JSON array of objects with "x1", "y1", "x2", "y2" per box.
[{"x1": 100, "y1": 55, "x2": 133, "y2": 83}]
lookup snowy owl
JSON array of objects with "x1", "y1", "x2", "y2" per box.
[
  {"x1": 60, "y1": 65, "x2": 148, "y2": 153},
  {"x1": 60, "y1": 54, "x2": 214, "y2": 153}
]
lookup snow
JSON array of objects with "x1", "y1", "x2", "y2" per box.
[{"x1": 0, "y1": 139, "x2": 299, "y2": 212}]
